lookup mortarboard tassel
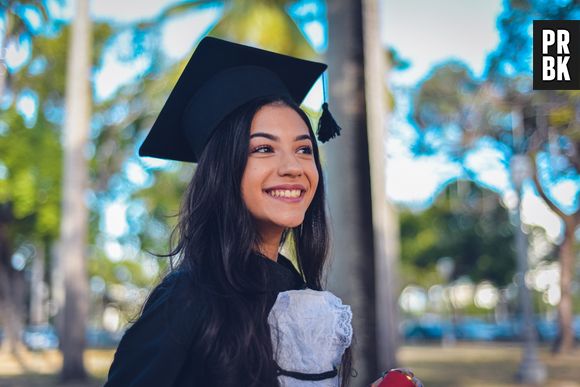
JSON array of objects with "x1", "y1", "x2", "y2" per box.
[
  {"x1": 316, "y1": 73, "x2": 341, "y2": 143},
  {"x1": 317, "y1": 102, "x2": 341, "y2": 143}
]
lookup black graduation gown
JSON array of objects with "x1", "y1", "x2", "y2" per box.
[{"x1": 104, "y1": 254, "x2": 306, "y2": 387}]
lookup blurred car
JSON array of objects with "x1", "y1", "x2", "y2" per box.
[
  {"x1": 492, "y1": 320, "x2": 520, "y2": 341},
  {"x1": 23, "y1": 324, "x2": 59, "y2": 351},
  {"x1": 536, "y1": 319, "x2": 558, "y2": 342},
  {"x1": 402, "y1": 317, "x2": 451, "y2": 341},
  {"x1": 20, "y1": 325, "x2": 123, "y2": 351},
  {"x1": 403, "y1": 317, "x2": 500, "y2": 341},
  {"x1": 454, "y1": 318, "x2": 498, "y2": 341},
  {"x1": 403, "y1": 315, "x2": 580, "y2": 343}
]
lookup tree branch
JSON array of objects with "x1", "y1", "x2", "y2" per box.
[{"x1": 529, "y1": 151, "x2": 567, "y2": 219}]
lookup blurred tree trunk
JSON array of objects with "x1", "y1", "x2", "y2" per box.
[
  {"x1": 326, "y1": 0, "x2": 399, "y2": 385},
  {"x1": 556, "y1": 217, "x2": 577, "y2": 353},
  {"x1": 29, "y1": 240, "x2": 47, "y2": 325},
  {"x1": 361, "y1": 0, "x2": 400, "y2": 371},
  {"x1": 0, "y1": 15, "x2": 8, "y2": 99},
  {"x1": 530, "y1": 156, "x2": 578, "y2": 354},
  {"x1": 58, "y1": 0, "x2": 91, "y2": 381},
  {"x1": 0, "y1": 204, "x2": 25, "y2": 354},
  {"x1": 325, "y1": 0, "x2": 375, "y2": 383},
  {"x1": 51, "y1": 242, "x2": 65, "y2": 335}
]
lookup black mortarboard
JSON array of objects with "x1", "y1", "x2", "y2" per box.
[{"x1": 139, "y1": 36, "x2": 341, "y2": 163}]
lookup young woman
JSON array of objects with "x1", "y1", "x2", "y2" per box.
[{"x1": 105, "y1": 37, "x2": 355, "y2": 387}]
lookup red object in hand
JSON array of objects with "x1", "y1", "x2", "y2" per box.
[{"x1": 376, "y1": 369, "x2": 421, "y2": 387}]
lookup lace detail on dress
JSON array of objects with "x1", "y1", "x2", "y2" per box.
[
  {"x1": 328, "y1": 296, "x2": 353, "y2": 349},
  {"x1": 267, "y1": 289, "x2": 353, "y2": 387}
]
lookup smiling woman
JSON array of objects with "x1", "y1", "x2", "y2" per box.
[
  {"x1": 242, "y1": 103, "x2": 320, "y2": 260},
  {"x1": 104, "y1": 37, "x2": 354, "y2": 387}
]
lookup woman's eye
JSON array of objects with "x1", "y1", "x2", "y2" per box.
[
  {"x1": 251, "y1": 145, "x2": 273, "y2": 153},
  {"x1": 297, "y1": 145, "x2": 313, "y2": 154}
]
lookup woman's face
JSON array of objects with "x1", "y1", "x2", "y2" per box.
[{"x1": 241, "y1": 103, "x2": 319, "y2": 237}]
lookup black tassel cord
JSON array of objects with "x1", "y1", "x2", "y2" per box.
[
  {"x1": 316, "y1": 102, "x2": 342, "y2": 143},
  {"x1": 316, "y1": 72, "x2": 342, "y2": 143}
]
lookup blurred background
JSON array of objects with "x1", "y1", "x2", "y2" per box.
[{"x1": 0, "y1": 0, "x2": 579, "y2": 386}]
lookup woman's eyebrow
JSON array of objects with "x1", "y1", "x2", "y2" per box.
[
  {"x1": 250, "y1": 132, "x2": 278, "y2": 141},
  {"x1": 250, "y1": 132, "x2": 312, "y2": 142},
  {"x1": 295, "y1": 134, "x2": 312, "y2": 142}
]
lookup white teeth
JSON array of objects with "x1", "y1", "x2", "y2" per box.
[{"x1": 268, "y1": 189, "x2": 302, "y2": 198}]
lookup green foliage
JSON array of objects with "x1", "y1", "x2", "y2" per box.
[
  {"x1": 0, "y1": 19, "x2": 116, "y2": 243},
  {"x1": 88, "y1": 254, "x2": 157, "y2": 289},
  {"x1": 10, "y1": 22, "x2": 114, "y2": 107},
  {"x1": 400, "y1": 180, "x2": 516, "y2": 287},
  {"x1": 414, "y1": 63, "x2": 478, "y2": 128},
  {"x1": 0, "y1": 108, "x2": 62, "y2": 239},
  {"x1": 413, "y1": 1, "x2": 579, "y2": 167},
  {"x1": 486, "y1": 0, "x2": 578, "y2": 80},
  {"x1": 399, "y1": 262, "x2": 441, "y2": 289},
  {"x1": 211, "y1": 1, "x2": 317, "y2": 58}
]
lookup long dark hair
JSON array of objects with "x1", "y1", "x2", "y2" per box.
[{"x1": 156, "y1": 95, "x2": 353, "y2": 386}]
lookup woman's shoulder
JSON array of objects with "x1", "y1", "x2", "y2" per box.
[
  {"x1": 105, "y1": 270, "x2": 206, "y2": 386},
  {"x1": 149, "y1": 269, "x2": 198, "y2": 301},
  {"x1": 114, "y1": 270, "x2": 207, "y2": 353}
]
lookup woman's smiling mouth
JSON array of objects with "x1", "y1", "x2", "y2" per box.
[{"x1": 264, "y1": 185, "x2": 306, "y2": 202}]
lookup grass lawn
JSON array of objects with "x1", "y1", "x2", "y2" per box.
[
  {"x1": 0, "y1": 349, "x2": 111, "y2": 386},
  {"x1": 0, "y1": 343, "x2": 579, "y2": 386},
  {"x1": 399, "y1": 343, "x2": 580, "y2": 387}
]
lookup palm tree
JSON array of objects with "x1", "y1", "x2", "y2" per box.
[
  {"x1": 137, "y1": 0, "x2": 315, "y2": 57},
  {"x1": 325, "y1": 0, "x2": 399, "y2": 385},
  {"x1": 58, "y1": 0, "x2": 91, "y2": 381},
  {"x1": 359, "y1": 0, "x2": 400, "y2": 373}
]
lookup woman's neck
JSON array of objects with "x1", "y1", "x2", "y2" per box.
[
  {"x1": 257, "y1": 240, "x2": 279, "y2": 262},
  {"x1": 256, "y1": 227, "x2": 283, "y2": 262}
]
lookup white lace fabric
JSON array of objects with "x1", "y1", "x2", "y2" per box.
[{"x1": 267, "y1": 288, "x2": 353, "y2": 387}]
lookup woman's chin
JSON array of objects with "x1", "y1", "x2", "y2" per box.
[
  {"x1": 255, "y1": 213, "x2": 306, "y2": 233},
  {"x1": 274, "y1": 216, "x2": 305, "y2": 229}
]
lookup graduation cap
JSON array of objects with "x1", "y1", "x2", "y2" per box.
[{"x1": 139, "y1": 36, "x2": 341, "y2": 163}]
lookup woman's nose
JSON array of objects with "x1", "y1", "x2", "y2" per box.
[{"x1": 278, "y1": 152, "x2": 303, "y2": 177}]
